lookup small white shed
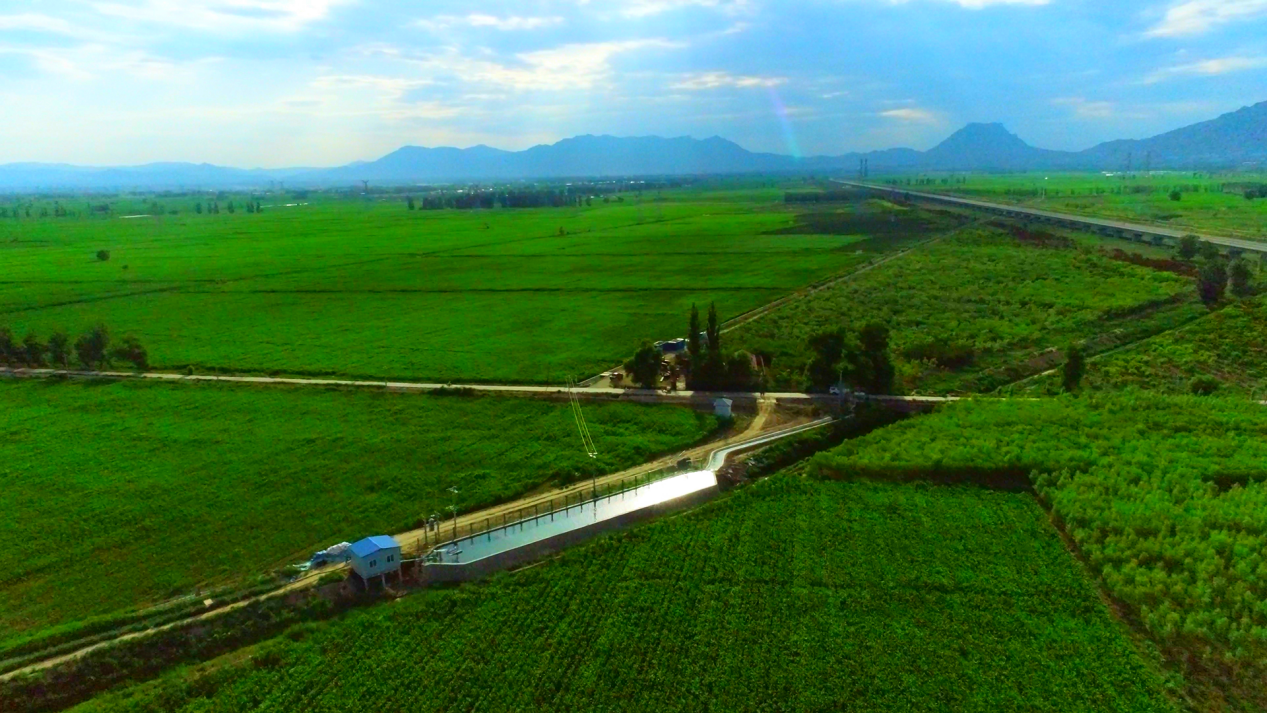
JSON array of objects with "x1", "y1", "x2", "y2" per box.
[
  {"x1": 714, "y1": 398, "x2": 733, "y2": 419},
  {"x1": 349, "y1": 535, "x2": 402, "y2": 580}
]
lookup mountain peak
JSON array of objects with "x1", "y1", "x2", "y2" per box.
[{"x1": 924, "y1": 122, "x2": 1046, "y2": 170}]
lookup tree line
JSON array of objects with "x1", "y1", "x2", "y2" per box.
[
  {"x1": 407, "y1": 190, "x2": 606, "y2": 211},
  {"x1": 0, "y1": 324, "x2": 147, "y2": 371}
]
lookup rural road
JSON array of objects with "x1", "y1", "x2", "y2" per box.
[
  {"x1": 836, "y1": 179, "x2": 1267, "y2": 254},
  {"x1": 0, "y1": 367, "x2": 957, "y2": 407}
]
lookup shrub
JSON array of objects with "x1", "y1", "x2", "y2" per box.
[
  {"x1": 1169, "y1": 190, "x2": 1182, "y2": 202},
  {"x1": 1188, "y1": 375, "x2": 1221, "y2": 395},
  {"x1": 95, "y1": 250, "x2": 110, "y2": 262}
]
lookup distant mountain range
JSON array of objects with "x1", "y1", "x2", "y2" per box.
[{"x1": 2, "y1": 101, "x2": 1264, "y2": 191}]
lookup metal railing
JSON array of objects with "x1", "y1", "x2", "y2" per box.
[{"x1": 411, "y1": 460, "x2": 700, "y2": 556}]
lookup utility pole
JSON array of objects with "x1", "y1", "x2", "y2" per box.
[{"x1": 448, "y1": 486, "x2": 459, "y2": 542}]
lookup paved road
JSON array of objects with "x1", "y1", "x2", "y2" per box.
[
  {"x1": 836, "y1": 180, "x2": 1267, "y2": 255},
  {"x1": 0, "y1": 367, "x2": 958, "y2": 407}
]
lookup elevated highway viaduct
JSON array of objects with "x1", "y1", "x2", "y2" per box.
[{"x1": 834, "y1": 180, "x2": 1267, "y2": 258}]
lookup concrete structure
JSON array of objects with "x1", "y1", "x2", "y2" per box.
[
  {"x1": 714, "y1": 397, "x2": 733, "y2": 419},
  {"x1": 348, "y1": 535, "x2": 401, "y2": 580},
  {"x1": 835, "y1": 180, "x2": 1267, "y2": 256}
]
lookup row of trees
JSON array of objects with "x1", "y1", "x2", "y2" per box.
[
  {"x1": 0, "y1": 325, "x2": 148, "y2": 371},
  {"x1": 194, "y1": 201, "x2": 262, "y2": 215},
  {"x1": 1176, "y1": 236, "x2": 1256, "y2": 307},
  {"x1": 624, "y1": 304, "x2": 766, "y2": 392},
  {"x1": 407, "y1": 191, "x2": 600, "y2": 211}
]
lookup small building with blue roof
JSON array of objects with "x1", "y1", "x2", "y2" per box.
[{"x1": 348, "y1": 535, "x2": 402, "y2": 581}]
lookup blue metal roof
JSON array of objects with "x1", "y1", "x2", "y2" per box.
[{"x1": 349, "y1": 535, "x2": 400, "y2": 558}]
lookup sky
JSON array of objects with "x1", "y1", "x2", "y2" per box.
[{"x1": 1, "y1": 0, "x2": 1265, "y2": 167}]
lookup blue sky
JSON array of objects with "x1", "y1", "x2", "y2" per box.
[{"x1": 1, "y1": 0, "x2": 1264, "y2": 167}]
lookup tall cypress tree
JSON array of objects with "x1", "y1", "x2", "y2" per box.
[{"x1": 686, "y1": 304, "x2": 701, "y2": 388}]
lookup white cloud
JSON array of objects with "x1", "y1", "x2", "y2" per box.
[
  {"x1": 411, "y1": 39, "x2": 681, "y2": 92},
  {"x1": 671, "y1": 71, "x2": 785, "y2": 90},
  {"x1": 1143, "y1": 55, "x2": 1267, "y2": 82},
  {"x1": 0, "y1": 42, "x2": 183, "y2": 81},
  {"x1": 883, "y1": 0, "x2": 1049, "y2": 8},
  {"x1": 880, "y1": 107, "x2": 938, "y2": 123},
  {"x1": 91, "y1": 0, "x2": 351, "y2": 33},
  {"x1": 1145, "y1": 0, "x2": 1267, "y2": 38},
  {"x1": 418, "y1": 14, "x2": 565, "y2": 32},
  {"x1": 0, "y1": 13, "x2": 81, "y2": 35},
  {"x1": 573, "y1": 0, "x2": 754, "y2": 19},
  {"x1": 1052, "y1": 96, "x2": 1115, "y2": 118}
]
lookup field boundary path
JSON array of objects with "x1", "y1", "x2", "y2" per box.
[{"x1": 835, "y1": 179, "x2": 1267, "y2": 255}]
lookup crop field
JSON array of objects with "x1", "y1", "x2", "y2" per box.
[
  {"x1": 0, "y1": 378, "x2": 717, "y2": 640},
  {"x1": 730, "y1": 225, "x2": 1201, "y2": 393},
  {"x1": 72, "y1": 475, "x2": 1174, "y2": 713},
  {"x1": 1016, "y1": 298, "x2": 1267, "y2": 396},
  {"x1": 910, "y1": 172, "x2": 1267, "y2": 239},
  {"x1": 813, "y1": 394, "x2": 1267, "y2": 709},
  {"x1": 0, "y1": 187, "x2": 948, "y2": 383}
]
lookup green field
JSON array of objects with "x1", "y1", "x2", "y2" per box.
[
  {"x1": 0, "y1": 188, "x2": 944, "y2": 383},
  {"x1": 730, "y1": 225, "x2": 1201, "y2": 393},
  {"x1": 0, "y1": 379, "x2": 717, "y2": 639},
  {"x1": 70, "y1": 475, "x2": 1174, "y2": 713},
  {"x1": 813, "y1": 394, "x2": 1267, "y2": 709},
  {"x1": 1016, "y1": 298, "x2": 1267, "y2": 396},
  {"x1": 908, "y1": 172, "x2": 1267, "y2": 240}
]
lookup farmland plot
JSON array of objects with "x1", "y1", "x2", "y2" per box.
[
  {"x1": 0, "y1": 379, "x2": 717, "y2": 639},
  {"x1": 730, "y1": 227, "x2": 1200, "y2": 393},
  {"x1": 0, "y1": 191, "x2": 941, "y2": 383},
  {"x1": 72, "y1": 475, "x2": 1174, "y2": 713},
  {"x1": 814, "y1": 394, "x2": 1267, "y2": 710}
]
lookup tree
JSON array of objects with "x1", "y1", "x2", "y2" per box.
[
  {"x1": 195, "y1": 202, "x2": 203, "y2": 214},
  {"x1": 22, "y1": 332, "x2": 45, "y2": 367},
  {"x1": 1169, "y1": 190, "x2": 1182, "y2": 202},
  {"x1": 96, "y1": 250, "x2": 110, "y2": 262},
  {"x1": 255, "y1": 201, "x2": 263, "y2": 213},
  {"x1": 701, "y1": 303, "x2": 726, "y2": 390},
  {"x1": 47, "y1": 331, "x2": 70, "y2": 368},
  {"x1": 806, "y1": 329, "x2": 849, "y2": 391},
  {"x1": 686, "y1": 304, "x2": 702, "y2": 388},
  {"x1": 0, "y1": 327, "x2": 16, "y2": 365},
  {"x1": 407, "y1": 196, "x2": 416, "y2": 210},
  {"x1": 112, "y1": 335, "x2": 148, "y2": 371},
  {"x1": 1230, "y1": 258, "x2": 1253, "y2": 298},
  {"x1": 1197, "y1": 241, "x2": 1220, "y2": 262},
  {"x1": 857, "y1": 321, "x2": 896, "y2": 394},
  {"x1": 1177, "y1": 235, "x2": 1199, "y2": 260},
  {"x1": 74, "y1": 324, "x2": 111, "y2": 369},
  {"x1": 1189, "y1": 375, "x2": 1221, "y2": 395},
  {"x1": 226, "y1": 201, "x2": 235, "y2": 214},
  {"x1": 725, "y1": 351, "x2": 755, "y2": 391},
  {"x1": 1062, "y1": 344, "x2": 1085, "y2": 393},
  {"x1": 625, "y1": 341, "x2": 662, "y2": 390},
  {"x1": 1198, "y1": 260, "x2": 1228, "y2": 307}
]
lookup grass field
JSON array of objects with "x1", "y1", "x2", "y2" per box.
[
  {"x1": 70, "y1": 475, "x2": 1175, "y2": 713},
  {"x1": 1015, "y1": 298, "x2": 1267, "y2": 396},
  {"x1": 911, "y1": 172, "x2": 1267, "y2": 240},
  {"x1": 813, "y1": 394, "x2": 1267, "y2": 710},
  {"x1": 0, "y1": 378, "x2": 717, "y2": 640},
  {"x1": 730, "y1": 225, "x2": 1201, "y2": 393},
  {"x1": 0, "y1": 187, "x2": 944, "y2": 383}
]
